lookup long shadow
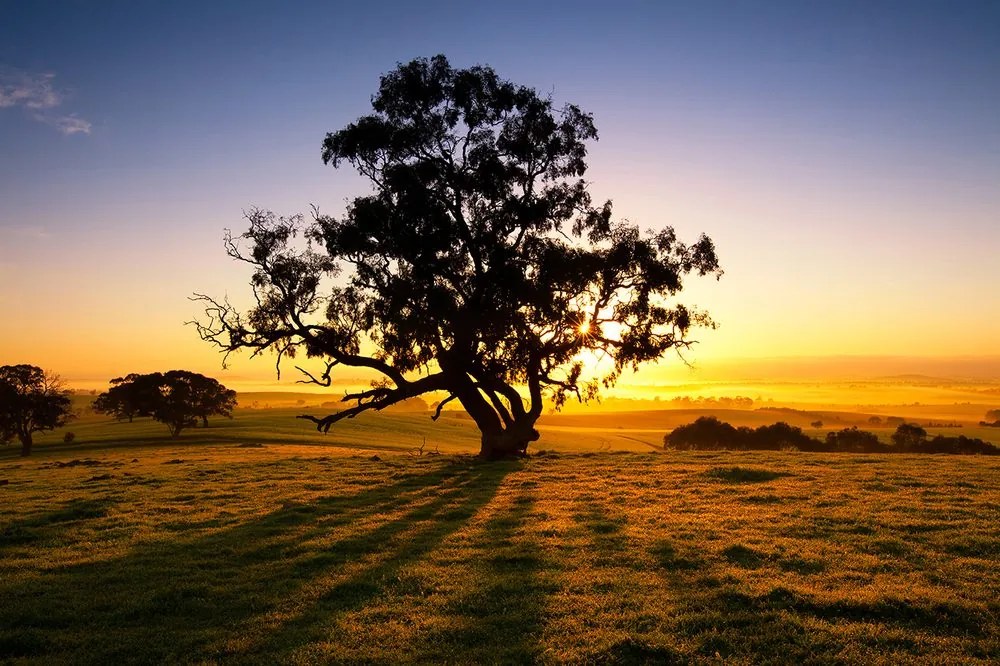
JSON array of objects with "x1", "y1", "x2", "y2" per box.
[
  {"x1": 245, "y1": 463, "x2": 513, "y2": 659},
  {"x1": 420, "y1": 490, "x2": 552, "y2": 662},
  {"x1": 0, "y1": 459, "x2": 512, "y2": 663}
]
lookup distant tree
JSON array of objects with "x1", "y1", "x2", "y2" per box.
[
  {"x1": 885, "y1": 416, "x2": 905, "y2": 426},
  {"x1": 810, "y1": 420, "x2": 823, "y2": 429},
  {"x1": 183, "y1": 373, "x2": 238, "y2": 427},
  {"x1": 664, "y1": 416, "x2": 738, "y2": 450},
  {"x1": 94, "y1": 371, "x2": 236, "y2": 437},
  {"x1": 749, "y1": 422, "x2": 814, "y2": 451},
  {"x1": 0, "y1": 365, "x2": 74, "y2": 456},
  {"x1": 867, "y1": 415, "x2": 882, "y2": 425},
  {"x1": 192, "y1": 55, "x2": 721, "y2": 458},
  {"x1": 891, "y1": 423, "x2": 927, "y2": 451},
  {"x1": 825, "y1": 427, "x2": 884, "y2": 453},
  {"x1": 923, "y1": 434, "x2": 998, "y2": 455},
  {"x1": 985, "y1": 409, "x2": 1000, "y2": 423},
  {"x1": 92, "y1": 373, "x2": 154, "y2": 422}
]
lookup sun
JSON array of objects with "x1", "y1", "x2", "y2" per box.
[{"x1": 578, "y1": 321, "x2": 591, "y2": 336}]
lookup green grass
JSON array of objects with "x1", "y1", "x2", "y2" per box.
[{"x1": 2, "y1": 434, "x2": 999, "y2": 664}]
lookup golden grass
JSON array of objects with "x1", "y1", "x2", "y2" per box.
[{"x1": 1, "y1": 439, "x2": 998, "y2": 663}]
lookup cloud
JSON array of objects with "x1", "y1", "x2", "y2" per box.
[
  {"x1": 0, "y1": 66, "x2": 90, "y2": 134},
  {"x1": 37, "y1": 113, "x2": 92, "y2": 135}
]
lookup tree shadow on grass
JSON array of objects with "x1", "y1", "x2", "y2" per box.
[
  {"x1": 0, "y1": 459, "x2": 515, "y2": 663},
  {"x1": 422, "y1": 490, "x2": 552, "y2": 662}
]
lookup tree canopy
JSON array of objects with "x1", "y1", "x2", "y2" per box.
[
  {"x1": 194, "y1": 55, "x2": 721, "y2": 458},
  {"x1": 0, "y1": 364, "x2": 74, "y2": 456},
  {"x1": 93, "y1": 371, "x2": 237, "y2": 437}
]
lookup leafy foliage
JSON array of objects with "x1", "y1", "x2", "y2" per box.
[
  {"x1": 93, "y1": 371, "x2": 236, "y2": 438},
  {"x1": 0, "y1": 364, "x2": 74, "y2": 456},
  {"x1": 193, "y1": 55, "x2": 721, "y2": 457},
  {"x1": 665, "y1": 417, "x2": 998, "y2": 455}
]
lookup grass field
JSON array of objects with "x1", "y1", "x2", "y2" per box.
[{"x1": 2, "y1": 413, "x2": 999, "y2": 664}]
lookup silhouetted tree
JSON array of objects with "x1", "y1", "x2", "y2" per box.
[
  {"x1": 0, "y1": 365, "x2": 74, "y2": 456},
  {"x1": 94, "y1": 371, "x2": 236, "y2": 437},
  {"x1": 810, "y1": 420, "x2": 823, "y2": 429},
  {"x1": 664, "y1": 416, "x2": 738, "y2": 450},
  {"x1": 824, "y1": 427, "x2": 885, "y2": 453},
  {"x1": 193, "y1": 55, "x2": 721, "y2": 458},
  {"x1": 867, "y1": 415, "x2": 882, "y2": 425},
  {"x1": 92, "y1": 373, "x2": 151, "y2": 422},
  {"x1": 891, "y1": 423, "x2": 927, "y2": 451}
]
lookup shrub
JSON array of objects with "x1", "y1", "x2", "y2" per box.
[
  {"x1": 748, "y1": 422, "x2": 813, "y2": 451},
  {"x1": 824, "y1": 427, "x2": 887, "y2": 453},
  {"x1": 664, "y1": 416, "x2": 738, "y2": 450},
  {"x1": 63, "y1": 432, "x2": 76, "y2": 444},
  {"x1": 891, "y1": 423, "x2": 927, "y2": 450}
]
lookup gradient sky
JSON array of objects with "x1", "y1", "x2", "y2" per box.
[{"x1": 2, "y1": 1, "x2": 999, "y2": 389}]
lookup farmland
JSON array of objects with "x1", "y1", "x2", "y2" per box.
[{"x1": 2, "y1": 405, "x2": 998, "y2": 663}]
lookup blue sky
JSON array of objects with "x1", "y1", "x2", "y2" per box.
[{"x1": 2, "y1": 1, "x2": 999, "y2": 385}]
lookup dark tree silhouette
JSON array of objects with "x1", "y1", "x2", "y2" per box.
[
  {"x1": 92, "y1": 373, "x2": 151, "y2": 422},
  {"x1": 193, "y1": 55, "x2": 721, "y2": 458},
  {"x1": 824, "y1": 427, "x2": 884, "y2": 453},
  {"x1": 891, "y1": 423, "x2": 927, "y2": 450},
  {"x1": 0, "y1": 365, "x2": 74, "y2": 456},
  {"x1": 94, "y1": 371, "x2": 236, "y2": 438}
]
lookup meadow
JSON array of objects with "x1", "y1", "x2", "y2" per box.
[{"x1": 2, "y1": 404, "x2": 999, "y2": 664}]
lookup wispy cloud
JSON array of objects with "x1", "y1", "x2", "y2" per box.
[
  {"x1": 0, "y1": 66, "x2": 91, "y2": 135},
  {"x1": 39, "y1": 113, "x2": 92, "y2": 135}
]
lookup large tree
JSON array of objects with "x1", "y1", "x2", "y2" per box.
[
  {"x1": 0, "y1": 364, "x2": 74, "y2": 456},
  {"x1": 91, "y1": 373, "x2": 150, "y2": 423},
  {"x1": 194, "y1": 55, "x2": 721, "y2": 458},
  {"x1": 93, "y1": 371, "x2": 237, "y2": 437}
]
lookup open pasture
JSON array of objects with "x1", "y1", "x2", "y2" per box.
[{"x1": 1, "y1": 436, "x2": 998, "y2": 664}]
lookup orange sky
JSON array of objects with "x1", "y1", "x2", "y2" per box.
[{"x1": 3, "y1": 4, "x2": 999, "y2": 394}]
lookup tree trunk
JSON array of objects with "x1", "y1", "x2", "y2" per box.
[
  {"x1": 202, "y1": 416, "x2": 208, "y2": 428},
  {"x1": 478, "y1": 420, "x2": 540, "y2": 459},
  {"x1": 19, "y1": 432, "x2": 32, "y2": 457}
]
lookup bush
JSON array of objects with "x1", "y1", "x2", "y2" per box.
[
  {"x1": 748, "y1": 422, "x2": 813, "y2": 451},
  {"x1": 663, "y1": 417, "x2": 739, "y2": 450},
  {"x1": 823, "y1": 427, "x2": 887, "y2": 453},
  {"x1": 891, "y1": 423, "x2": 927, "y2": 450},
  {"x1": 664, "y1": 419, "x2": 998, "y2": 456},
  {"x1": 911, "y1": 435, "x2": 998, "y2": 455},
  {"x1": 665, "y1": 418, "x2": 812, "y2": 451},
  {"x1": 63, "y1": 432, "x2": 76, "y2": 444}
]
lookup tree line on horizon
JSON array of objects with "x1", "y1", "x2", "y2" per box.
[
  {"x1": 1, "y1": 365, "x2": 235, "y2": 455},
  {"x1": 664, "y1": 416, "x2": 999, "y2": 456}
]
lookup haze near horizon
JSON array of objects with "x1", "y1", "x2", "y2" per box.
[{"x1": 2, "y1": 1, "x2": 998, "y2": 391}]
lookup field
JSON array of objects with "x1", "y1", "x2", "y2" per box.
[{"x1": 2, "y1": 407, "x2": 999, "y2": 664}]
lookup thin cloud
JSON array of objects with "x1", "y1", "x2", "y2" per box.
[
  {"x1": 0, "y1": 66, "x2": 90, "y2": 134},
  {"x1": 38, "y1": 113, "x2": 92, "y2": 135}
]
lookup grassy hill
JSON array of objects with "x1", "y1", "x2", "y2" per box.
[{"x1": 1, "y1": 443, "x2": 998, "y2": 663}]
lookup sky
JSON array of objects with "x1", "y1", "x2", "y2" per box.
[{"x1": 1, "y1": 0, "x2": 999, "y2": 391}]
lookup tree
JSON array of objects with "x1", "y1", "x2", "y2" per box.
[
  {"x1": 891, "y1": 423, "x2": 927, "y2": 451},
  {"x1": 664, "y1": 417, "x2": 738, "y2": 450},
  {"x1": 825, "y1": 427, "x2": 884, "y2": 453},
  {"x1": 0, "y1": 365, "x2": 74, "y2": 456},
  {"x1": 94, "y1": 371, "x2": 236, "y2": 437},
  {"x1": 91, "y1": 373, "x2": 152, "y2": 422},
  {"x1": 985, "y1": 409, "x2": 1000, "y2": 423},
  {"x1": 193, "y1": 55, "x2": 721, "y2": 458}
]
